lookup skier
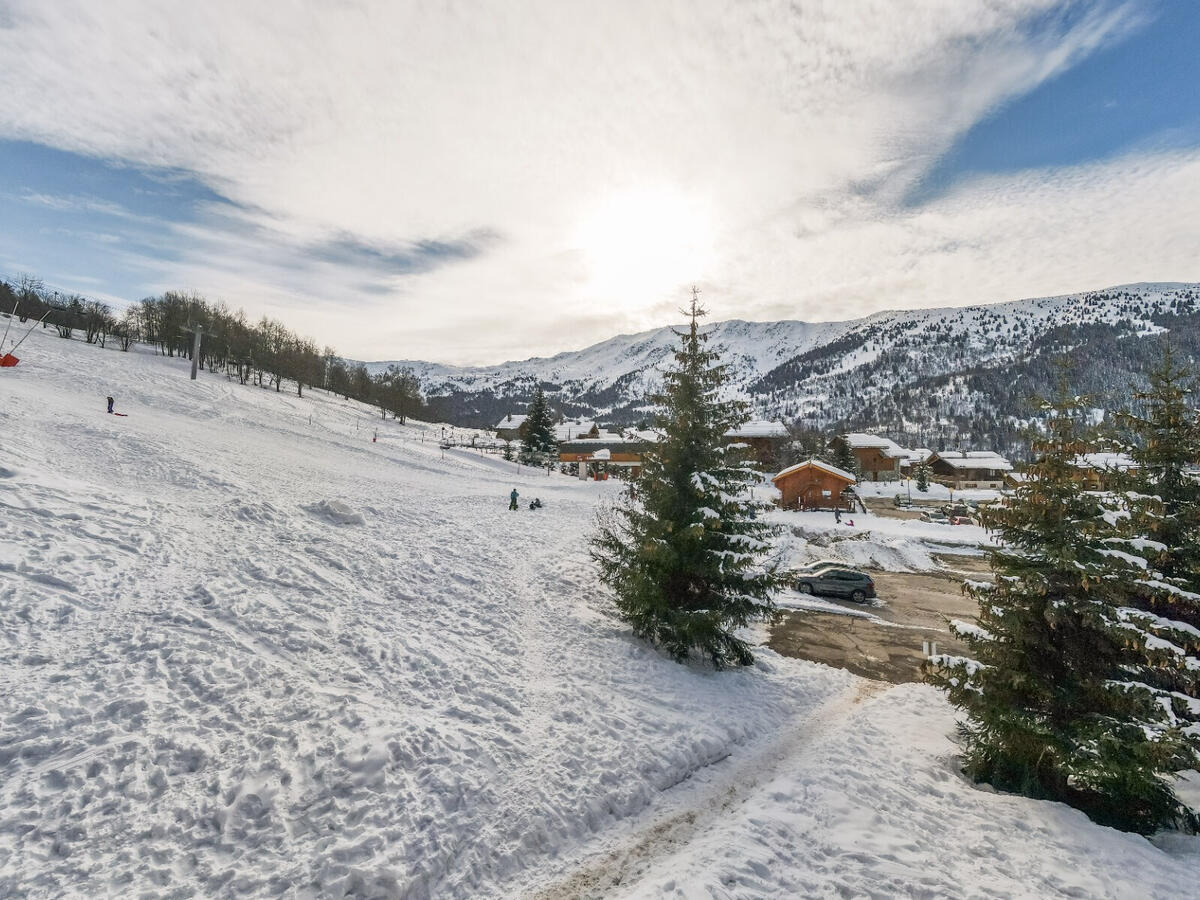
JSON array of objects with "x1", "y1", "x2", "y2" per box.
[
  {"x1": 509, "y1": 488, "x2": 519, "y2": 511},
  {"x1": 106, "y1": 396, "x2": 114, "y2": 414}
]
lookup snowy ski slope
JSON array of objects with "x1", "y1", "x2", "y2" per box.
[{"x1": 2, "y1": 324, "x2": 1198, "y2": 897}]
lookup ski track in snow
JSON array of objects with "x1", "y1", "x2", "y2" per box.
[{"x1": 2, "y1": 325, "x2": 1199, "y2": 898}]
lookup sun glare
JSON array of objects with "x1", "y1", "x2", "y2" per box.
[{"x1": 573, "y1": 186, "x2": 714, "y2": 307}]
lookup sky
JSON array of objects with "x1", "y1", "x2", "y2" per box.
[{"x1": 1, "y1": 0, "x2": 1198, "y2": 365}]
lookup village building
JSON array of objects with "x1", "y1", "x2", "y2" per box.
[
  {"x1": 1072, "y1": 452, "x2": 1138, "y2": 491},
  {"x1": 927, "y1": 450, "x2": 1013, "y2": 489},
  {"x1": 830, "y1": 433, "x2": 909, "y2": 481},
  {"x1": 494, "y1": 413, "x2": 528, "y2": 442},
  {"x1": 558, "y1": 429, "x2": 653, "y2": 478},
  {"x1": 771, "y1": 458, "x2": 857, "y2": 510},
  {"x1": 724, "y1": 420, "x2": 789, "y2": 469},
  {"x1": 552, "y1": 420, "x2": 600, "y2": 442}
]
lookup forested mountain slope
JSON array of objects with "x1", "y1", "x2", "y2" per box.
[{"x1": 376, "y1": 283, "x2": 1199, "y2": 452}]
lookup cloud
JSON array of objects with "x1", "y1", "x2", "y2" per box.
[{"x1": 0, "y1": 0, "x2": 1192, "y2": 363}]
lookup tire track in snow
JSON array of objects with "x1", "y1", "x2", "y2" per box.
[{"x1": 531, "y1": 678, "x2": 888, "y2": 900}]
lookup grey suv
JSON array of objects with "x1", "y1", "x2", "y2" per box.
[{"x1": 793, "y1": 566, "x2": 877, "y2": 603}]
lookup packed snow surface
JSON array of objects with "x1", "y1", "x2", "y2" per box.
[{"x1": 2, "y1": 325, "x2": 1199, "y2": 897}]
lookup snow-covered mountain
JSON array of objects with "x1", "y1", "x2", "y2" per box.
[{"x1": 373, "y1": 282, "x2": 1200, "y2": 445}]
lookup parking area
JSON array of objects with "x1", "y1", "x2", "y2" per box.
[{"x1": 769, "y1": 554, "x2": 989, "y2": 684}]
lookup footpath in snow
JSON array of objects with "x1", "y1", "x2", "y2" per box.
[{"x1": 1, "y1": 325, "x2": 1198, "y2": 898}]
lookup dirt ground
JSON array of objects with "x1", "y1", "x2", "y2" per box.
[{"x1": 769, "y1": 553, "x2": 991, "y2": 684}]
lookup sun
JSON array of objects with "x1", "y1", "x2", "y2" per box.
[{"x1": 573, "y1": 186, "x2": 714, "y2": 306}]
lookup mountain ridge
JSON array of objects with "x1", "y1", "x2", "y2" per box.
[{"x1": 367, "y1": 281, "x2": 1200, "y2": 451}]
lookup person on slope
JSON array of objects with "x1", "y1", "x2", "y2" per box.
[
  {"x1": 107, "y1": 396, "x2": 115, "y2": 414},
  {"x1": 509, "y1": 488, "x2": 520, "y2": 511},
  {"x1": 529, "y1": 497, "x2": 543, "y2": 510}
]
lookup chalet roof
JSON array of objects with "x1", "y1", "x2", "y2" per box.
[
  {"x1": 1074, "y1": 452, "x2": 1138, "y2": 472},
  {"x1": 559, "y1": 437, "x2": 648, "y2": 454},
  {"x1": 552, "y1": 421, "x2": 598, "y2": 441},
  {"x1": 842, "y1": 432, "x2": 907, "y2": 458},
  {"x1": 495, "y1": 413, "x2": 528, "y2": 429},
  {"x1": 772, "y1": 458, "x2": 857, "y2": 485},
  {"x1": 725, "y1": 420, "x2": 788, "y2": 439},
  {"x1": 930, "y1": 450, "x2": 1013, "y2": 471}
]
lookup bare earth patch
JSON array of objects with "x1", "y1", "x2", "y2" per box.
[{"x1": 769, "y1": 554, "x2": 990, "y2": 684}]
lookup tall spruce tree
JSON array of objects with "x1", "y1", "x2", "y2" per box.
[
  {"x1": 914, "y1": 462, "x2": 930, "y2": 493},
  {"x1": 832, "y1": 438, "x2": 860, "y2": 479},
  {"x1": 1112, "y1": 344, "x2": 1200, "y2": 736},
  {"x1": 591, "y1": 291, "x2": 783, "y2": 668},
  {"x1": 521, "y1": 385, "x2": 557, "y2": 465},
  {"x1": 926, "y1": 388, "x2": 1198, "y2": 833}
]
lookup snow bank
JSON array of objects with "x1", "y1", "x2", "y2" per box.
[{"x1": 306, "y1": 498, "x2": 367, "y2": 526}]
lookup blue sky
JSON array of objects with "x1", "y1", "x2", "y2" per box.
[
  {"x1": 1, "y1": 1, "x2": 1198, "y2": 362},
  {"x1": 914, "y1": 1, "x2": 1200, "y2": 200}
]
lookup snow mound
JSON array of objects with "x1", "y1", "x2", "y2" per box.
[{"x1": 305, "y1": 498, "x2": 366, "y2": 526}]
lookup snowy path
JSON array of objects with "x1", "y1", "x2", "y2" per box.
[{"x1": 3, "y1": 327, "x2": 1199, "y2": 898}]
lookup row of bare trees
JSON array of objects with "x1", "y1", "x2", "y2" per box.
[{"x1": 1, "y1": 275, "x2": 424, "y2": 421}]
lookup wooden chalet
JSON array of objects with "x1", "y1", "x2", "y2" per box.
[
  {"x1": 772, "y1": 459, "x2": 857, "y2": 510},
  {"x1": 927, "y1": 450, "x2": 1012, "y2": 489},
  {"x1": 495, "y1": 413, "x2": 528, "y2": 442},
  {"x1": 725, "y1": 420, "x2": 789, "y2": 469},
  {"x1": 829, "y1": 433, "x2": 908, "y2": 482}
]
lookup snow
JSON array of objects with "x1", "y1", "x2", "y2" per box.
[
  {"x1": 853, "y1": 479, "x2": 1002, "y2": 502},
  {"x1": 929, "y1": 450, "x2": 1013, "y2": 471},
  {"x1": 2, "y1": 324, "x2": 1198, "y2": 897},
  {"x1": 724, "y1": 420, "x2": 787, "y2": 439},
  {"x1": 598, "y1": 686, "x2": 1200, "y2": 899}
]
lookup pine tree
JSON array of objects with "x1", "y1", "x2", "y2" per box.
[
  {"x1": 926, "y1": 388, "x2": 1198, "y2": 834},
  {"x1": 521, "y1": 385, "x2": 556, "y2": 465},
  {"x1": 1112, "y1": 344, "x2": 1200, "y2": 737},
  {"x1": 832, "y1": 438, "x2": 860, "y2": 479},
  {"x1": 591, "y1": 290, "x2": 783, "y2": 668},
  {"x1": 502, "y1": 440, "x2": 514, "y2": 462},
  {"x1": 915, "y1": 462, "x2": 930, "y2": 493}
]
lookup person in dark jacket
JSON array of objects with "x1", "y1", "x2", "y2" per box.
[
  {"x1": 509, "y1": 488, "x2": 519, "y2": 511},
  {"x1": 107, "y1": 396, "x2": 115, "y2": 414}
]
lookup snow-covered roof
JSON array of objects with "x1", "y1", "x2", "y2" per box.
[
  {"x1": 842, "y1": 432, "x2": 907, "y2": 458},
  {"x1": 902, "y1": 448, "x2": 933, "y2": 465},
  {"x1": 495, "y1": 413, "x2": 528, "y2": 429},
  {"x1": 1074, "y1": 452, "x2": 1137, "y2": 471},
  {"x1": 931, "y1": 450, "x2": 1013, "y2": 471},
  {"x1": 772, "y1": 458, "x2": 857, "y2": 484},
  {"x1": 625, "y1": 428, "x2": 663, "y2": 443},
  {"x1": 725, "y1": 420, "x2": 788, "y2": 439},
  {"x1": 552, "y1": 420, "x2": 597, "y2": 441}
]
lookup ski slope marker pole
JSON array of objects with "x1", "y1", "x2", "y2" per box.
[{"x1": 0, "y1": 299, "x2": 16, "y2": 353}]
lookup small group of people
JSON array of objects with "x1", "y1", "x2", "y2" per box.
[
  {"x1": 834, "y1": 507, "x2": 855, "y2": 526},
  {"x1": 508, "y1": 488, "x2": 543, "y2": 511}
]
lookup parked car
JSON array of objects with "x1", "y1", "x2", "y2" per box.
[
  {"x1": 793, "y1": 566, "x2": 877, "y2": 603},
  {"x1": 920, "y1": 510, "x2": 950, "y2": 524},
  {"x1": 893, "y1": 493, "x2": 914, "y2": 508},
  {"x1": 792, "y1": 558, "x2": 844, "y2": 575}
]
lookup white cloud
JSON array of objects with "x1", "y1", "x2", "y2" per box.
[{"x1": 0, "y1": 0, "x2": 1192, "y2": 363}]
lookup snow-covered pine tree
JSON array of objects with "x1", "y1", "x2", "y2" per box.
[
  {"x1": 915, "y1": 462, "x2": 930, "y2": 493},
  {"x1": 520, "y1": 385, "x2": 557, "y2": 465},
  {"x1": 926, "y1": 388, "x2": 1197, "y2": 834},
  {"x1": 1111, "y1": 344, "x2": 1200, "y2": 739},
  {"x1": 832, "y1": 438, "x2": 860, "y2": 479},
  {"x1": 502, "y1": 440, "x2": 514, "y2": 462},
  {"x1": 590, "y1": 290, "x2": 783, "y2": 668}
]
